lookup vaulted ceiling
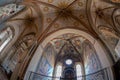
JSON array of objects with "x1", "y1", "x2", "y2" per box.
[{"x1": 0, "y1": 0, "x2": 120, "y2": 44}]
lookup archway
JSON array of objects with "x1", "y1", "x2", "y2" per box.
[{"x1": 24, "y1": 29, "x2": 113, "y2": 80}]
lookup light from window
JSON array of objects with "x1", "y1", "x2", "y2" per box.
[
  {"x1": 0, "y1": 27, "x2": 13, "y2": 53},
  {"x1": 65, "y1": 59, "x2": 72, "y2": 65},
  {"x1": 76, "y1": 64, "x2": 82, "y2": 80},
  {"x1": 55, "y1": 65, "x2": 62, "y2": 80}
]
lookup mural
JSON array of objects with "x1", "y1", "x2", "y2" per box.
[
  {"x1": 44, "y1": 43, "x2": 56, "y2": 66},
  {"x1": 33, "y1": 33, "x2": 108, "y2": 80},
  {"x1": 34, "y1": 44, "x2": 56, "y2": 80},
  {"x1": 71, "y1": 37, "x2": 86, "y2": 54},
  {"x1": 39, "y1": 56, "x2": 53, "y2": 76},
  {"x1": 99, "y1": 27, "x2": 119, "y2": 48},
  {"x1": 51, "y1": 39, "x2": 65, "y2": 53},
  {"x1": 83, "y1": 40, "x2": 102, "y2": 74},
  {"x1": 34, "y1": 56, "x2": 53, "y2": 80},
  {"x1": 86, "y1": 69, "x2": 109, "y2": 80},
  {"x1": 2, "y1": 33, "x2": 35, "y2": 73},
  {"x1": 0, "y1": 4, "x2": 24, "y2": 20},
  {"x1": 100, "y1": 27, "x2": 120, "y2": 59}
]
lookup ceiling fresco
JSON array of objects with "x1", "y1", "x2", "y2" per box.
[
  {"x1": 0, "y1": 0, "x2": 120, "y2": 61},
  {"x1": 47, "y1": 33, "x2": 86, "y2": 63},
  {"x1": 0, "y1": 3, "x2": 24, "y2": 21},
  {"x1": 34, "y1": 33, "x2": 102, "y2": 79},
  {"x1": 0, "y1": 0, "x2": 119, "y2": 42},
  {"x1": 0, "y1": 1, "x2": 119, "y2": 79},
  {"x1": 90, "y1": 0, "x2": 120, "y2": 34}
]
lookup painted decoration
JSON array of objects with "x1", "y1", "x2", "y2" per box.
[
  {"x1": 44, "y1": 43, "x2": 56, "y2": 66},
  {"x1": 71, "y1": 37, "x2": 86, "y2": 54},
  {"x1": 115, "y1": 40, "x2": 120, "y2": 57},
  {"x1": 99, "y1": 27, "x2": 119, "y2": 48},
  {"x1": 83, "y1": 41, "x2": 102, "y2": 74},
  {"x1": 111, "y1": 0, "x2": 120, "y2": 3},
  {"x1": 34, "y1": 44, "x2": 56, "y2": 80},
  {"x1": 34, "y1": 55, "x2": 53, "y2": 80},
  {"x1": 39, "y1": 56, "x2": 53, "y2": 76},
  {"x1": 0, "y1": 4, "x2": 24, "y2": 20}
]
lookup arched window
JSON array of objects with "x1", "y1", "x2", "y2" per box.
[
  {"x1": 55, "y1": 65, "x2": 62, "y2": 80},
  {"x1": 76, "y1": 64, "x2": 82, "y2": 80},
  {"x1": 0, "y1": 27, "x2": 13, "y2": 53},
  {"x1": 65, "y1": 59, "x2": 72, "y2": 65}
]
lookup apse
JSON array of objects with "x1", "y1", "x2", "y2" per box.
[
  {"x1": 0, "y1": 0, "x2": 120, "y2": 80},
  {"x1": 26, "y1": 32, "x2": 113, "y2": 80}
]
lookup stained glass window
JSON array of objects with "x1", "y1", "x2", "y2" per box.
[
  {"x1": 76, "y1": 64, "x2": 82, "y2": 80},
  {"x1": 55, "y1": 65, "x2": 62, "y2": 80}
]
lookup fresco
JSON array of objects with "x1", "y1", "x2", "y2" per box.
[
  {"x1": 44, "y1": 43, "x2": 56, "y2": 66},
  {"x1": 34, "y1": 33, "x2": 108, "y2": 80},
  {"x1": 50, "y1": 33, "x2": 78, "y2": 54},
  {"x1": 83, "y1": 40, "x2": 102, "y2": 74},
  {"x1": 39, "y1": 56, "x2": 53, "y2": 76},
  {"x1": 34, "y1": 55, "x2": 53, "y2": 80},
  {"x1": 71, "y1": 37, "x2": 86, "y2": 54},
  {"x1": 99, "y1": 27, "x2": 119, "y2": 48},
  {"x1": 99, "y1": 27, "x2": 120, "y2": 60},
  {"x1": 0, "y1": 4, "x2": 24, "y2": 20},
  {"x1": 34, "y1": 44, "x2": 56, "y2": 80},
  {"x1": 50, "y1": 39, "x2": 65, "y2": 54}
]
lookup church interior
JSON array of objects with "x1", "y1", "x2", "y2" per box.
[{"x1": 0, "y1": 0, "x2": 120, "y2": 80}]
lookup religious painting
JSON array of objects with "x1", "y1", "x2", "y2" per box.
[
  {"x1": 33, "y1": 55, "x2": 53, "y2": 80},
  {"x1": 99, "y1": 27, "x2": 119, "y2": 48},
  {"x1": 71, "y1": 37, "x2": 86, "y2": 54},
  {"x1": 44, "y1": 43, "x2": 56, "y2": 66},
  {"x1": 51, "y1": 39, "x2": 65, "y2": 54},
  {"x1": 34, "y1": 43, "x2": 56, "y2": 80},
  {"x1": 82, "y1": 40, "x2": 109, "y2": 80},
  {"x1": 0, "y1": 4, "x2": 24, "y2": 20},
  {"x1": 83, "y1": 40, "x2": 102, "y2": 74}
]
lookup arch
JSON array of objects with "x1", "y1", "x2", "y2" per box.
[{"x1": 24, "y1": 29, "x2": 112, "y2": 80}]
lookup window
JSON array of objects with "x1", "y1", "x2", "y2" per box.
[
  {"x1": 65, "y1": 59, "x2": 72, "y2": 65},
  {"x1": 55, "y1": 65, "x2": 62, "y2": 80},
  {"x1": 76, "y1": 64, "x2": 82, "y2": 80},
  {"x1": 0, "y1": 27, "x2": 13, "y2": 53}
]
